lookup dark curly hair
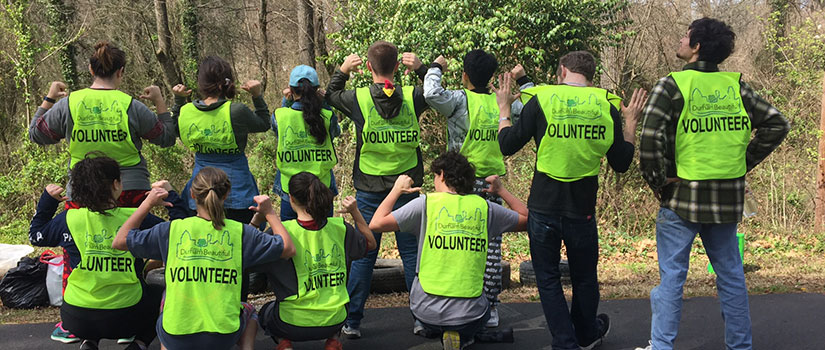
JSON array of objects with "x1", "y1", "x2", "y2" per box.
[
  {"x1": 197, "y1": 56, "x2": 236, "y2": 99},
  {"x1": 431, "y1": 150, "x2": 475, "y2": 195},
  {"x1": 69, "y1": 154, "x2": 121, "y2": 215},
  {"x1": 463, "y1": 49, "x2": 498, "y2": 90},
  {"x1": 288, "y1": 172, "x2": 333, "y2": 224},
  {"x1": 688, "y1": 17, "x2": 736, "y2": 64}
]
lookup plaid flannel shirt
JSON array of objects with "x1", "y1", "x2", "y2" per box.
[{"x1": 639, "y1": 61, "x2": 790, "y2": 224}]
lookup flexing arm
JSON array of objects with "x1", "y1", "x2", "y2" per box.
[
  {"x1": 423, "y1": 56, "x2": 462, "y2": 118},
  {"x1": 113, "y1": 188, "x2": 172, "y2": 250},
  {"x1": 484, "y1": 175, "x2": 527, "y2": 231},
  {"x1": 325, "y1": 54, "x2": 362, "y2": 117},
  {"x1": 369, "y1": 175, "x2": 421, "y2": 232},
  {"x1": 339, "y1": 195, "x2": 377, "y2": 251},
  {"x1": 249, "y1": 195, "x2": 295, "y2": 258},
  {"x1": 29, "y1": 185, "x2": 70, "y2": 247}
]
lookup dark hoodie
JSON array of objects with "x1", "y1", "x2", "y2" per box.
[{"x1": 325, "y1": 66, "x2": 429, "y2": 192}]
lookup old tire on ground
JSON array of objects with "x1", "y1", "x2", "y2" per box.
[
  {"x1": 145, "y1": 267, "x2": 165, "y2": 288},
  {"x1": 501, "y1": 260, "x2": 511, "y2": 290},
  {"x1": 370, "y1": 259, "x2": 406, "y2": 294},
  {"x1": 519, "y1": 260, "x2": 570, "y2": 286}
]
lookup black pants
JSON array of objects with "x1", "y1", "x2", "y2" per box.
[
  {"x1": 61, "y1": 283, "x2": 163, "y2": 344},
  {"x1": 226, "y1": 209, "x2": 256, "y2": 302},
  {"x1": 259, "y1": 300, "x2": 344, "y2": 342}
]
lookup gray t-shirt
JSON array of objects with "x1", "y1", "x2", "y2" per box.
[
  {"x1": 391, "y1": 194, "x2": 519, "y2": 326},
  {"x1": 127, "y1": 219, "x2": 285, "y2": 349},
  {"x1": 29, "y1": 91, "x2": 177, "y2": 193}
]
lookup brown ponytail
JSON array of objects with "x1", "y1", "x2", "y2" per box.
[
  {"x1": 190, "y1": 167, "x2": 231, "y2": 230},
  {"x1": 90, "y1": 41, "x2": 126, "y2": 79},
  {"x1": 197, "y1": 56, "x2": 236, "y2": 99},
  {"x1": 288, "y1": 172, "x2": 333, "y2": 224}
]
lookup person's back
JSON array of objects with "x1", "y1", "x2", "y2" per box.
[
  {"x1": 171, "y1": 56, "x2": 270, "y2": 223},
  {"x1": 28, "y1": 41, "x2": 176, "y2": 204},
  {"x1": 368, "y1": 151, "x2": 528, "y2": 350},
  {"x1": 114, "y1": 167, "x2": 296, "y2": 350},
  {"x1": 323, "y1": 40, "x2": 434, "y2": 337},
  {"x1": 635, "y1": 18, "x2": 790, "y2": 350}
]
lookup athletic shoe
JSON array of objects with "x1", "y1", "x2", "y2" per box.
[
  {"x1": 580, "y1": 313, "x2": 611, "y2": 350},
  {"x1": 79, "y1": 340, "x2": 98, "y2": 350},
  {"x1": 117, "y1": 336, "x2": 135, "y2": 344},
  {"x1": 442, "y1": 330, "x2": 461, "y2": 350},
  {"x1": 341, "y1": 324, "x2": 361, "y2": 339},
  {"x1": 275, "y1": 339, "x2": 293, "y2": 350},
  {"x1": 413, "y1": 319, "x2": 426, "y2": 335},
  {"x1": 634, "y1": 341, "x2": 652, "y2": 350},
  {"x1": 50, "y1": 322, "x2": 79, "y2": 344},
  {"x1": 485, "y1": 306, "x2": 500, "y2": 328},
  {"x1": 324, "y1": 338, "x2": 343, "y2": 350}
]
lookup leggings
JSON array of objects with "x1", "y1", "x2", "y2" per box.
[{"x1": 61, "y1": 283, "x2": 163, "y2": 344}]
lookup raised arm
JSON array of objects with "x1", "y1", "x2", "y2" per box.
[
  {"x1": 484, "y1": 175, "x2": 527, "y2": 231},
  {"x1": 324, "y1": 54, "x2": 362, "y2": 117},
  {"x1": 369, "y1": 175, "x2": 421, "y2": 232},
  {"x1": 113, "y1": 187, "x2": 172, "y2": 250},
  {"x1": 339, "y1": 195, "x2": 377, "y2": 251},
  {"x1": 249, "y1": 195, "x2": 295, "y2": 258},
  {"x1": 423, "y1": 55, "x2": 462, "y2": 118}
]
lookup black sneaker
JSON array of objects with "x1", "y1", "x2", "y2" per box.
[{"x1": 580, "y1": 313, "x2": 610, "y2": 350}]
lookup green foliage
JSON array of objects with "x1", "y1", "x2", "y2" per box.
[
  {"x1": 43, "y1": 0, "x2": 80, "y2": 89},
  {"x1": 326, "y1": 0, "x2": 631, "y2": 86},
  {"x1": 180, "y1": 0, "x2": 200, "y2": 88},
  {"x1": 2, "y1": 0, "x2": 37, "y2": 108}
]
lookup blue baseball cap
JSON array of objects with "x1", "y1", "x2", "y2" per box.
[{"x1": 289, "y1": 65, "x2": 320, "y2": 87}]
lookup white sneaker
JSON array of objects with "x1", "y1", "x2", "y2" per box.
[
  {"x1": 413, "y1": 319, "x2": 425, "y2": 335},
  {"x1": 341, "y1": 325, "x2": 361, "y2": 339},
  {"x1": 634, "y1": 340, "x2": 652, "y2": 350},
  {"x1": 485, "y1": 307, "x2": 499, "y2": 328}
]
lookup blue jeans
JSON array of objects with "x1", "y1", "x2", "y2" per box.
[
  {"x1": 345, "y1": 190, "x2": 420, "y2": 329},
  {"x1": 651, "y1": 208, "x2": 752, "y2": 350},
  {"x1": 527, "y1": 210, "x2": 600, "y2": 350}
]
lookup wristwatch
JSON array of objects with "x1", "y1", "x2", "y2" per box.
[
  {"x1": 499, "y1": 117, "x2": 510, "y2": 122},
  {"x1": 43, "y1": 96, "x2": 56, "y2": 103}
]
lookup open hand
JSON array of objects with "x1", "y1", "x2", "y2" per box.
[
  {"x1": 493, "y1": 73, "x2": 520, "y2": 108},
  {"x1": 621, "y1": 88, "x2": 648, "y2": 125}
]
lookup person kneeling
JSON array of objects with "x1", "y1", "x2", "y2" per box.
[
  {"x1": 369, "y1": 151, "x2": 527, "y2": 350},
  {"x1": 256, "y1": 172, "x2": 376, "y2": 350}
]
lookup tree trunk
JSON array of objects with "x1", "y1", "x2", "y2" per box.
[
  {"x1": 44, "y1": 0, "x2": 80, "y2": 89},
  {"x1": 816, "y1": 74, "x2": 825, "y2": 231},
  {"x1": 153, "y1": 0, "x2": 182, "y2": 88},
  {"x1": 314, "y1": 1, "x2": 335, "y2": 77},
  {"x1": 296, "y1": 0, "x2": 315, "y2": 67},
  {"x1": 258, "y1": 0, "x2": 271, "y2": 91}
]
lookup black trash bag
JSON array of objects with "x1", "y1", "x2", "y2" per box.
[{"x1": 0, "y1": 257, "x2": 49, "y2": 308}]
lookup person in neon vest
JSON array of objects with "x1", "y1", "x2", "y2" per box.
[
  {"x1": 28, "y1": 41, "x2": 177, "y2": 207},
  {"x1": 325, "y1": 40, "x2": 434, "y2": 338},
  {"x1": 170, "y1": 56, "x2": 271, "y2": 301},
  {"x1": 256, "y1": 172, "x2": 377, "y2": 350},
  {"x1": 272, "y1": 65, "x2": 341, "y2": 221},
  {"x1": 29, "y1": 155, "x2": 188, "y2": 350},
  {"x1": 112, "y1": 167, "x2": 296, "y2": 350},
  {"x1": 369, "y1": 151, "x2": 528, "y2": 350},
  {"x1": 634, "y1": 18, "x2": 789, "y2": 350},
  {"x1": 423, "y1": 50, "x2": 535, "y2": 328},
  {"x1": 496, "y1": 51, "x2": 647, "y2": 350}
]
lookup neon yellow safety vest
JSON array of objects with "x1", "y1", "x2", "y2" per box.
[
  {"x1": 279, "y1": 218, "x2": 348, "y2": 327},
  {"x1": 419, "y1": 192, "x2": 488, "y2": 298},
  {"x1": 163, "y1": 217, "x2": 244, "y2": 335},
  {"x1": 671, "y1": 70, "x2": 751, "y2": 180},
  {"x1": 461, "y1": 90, "x2": 506, "y2": 177},
  {"x1": 522, "y1": 85, "x2": 623, "y2": 110},
  {"x1": 67, "y1": 89, "x2": 140, "y2": 168},
  {"x1": 275, "y1": 108, "x2": 337, "y2": 193},
  {"x1": 178, "y1": 102, "x2": 240, "y2": 154},
  {"x1": 533, "y1": 85, "x2": 614, "y2": 182},
  {"x1": 356, "y1": 87, "x2": 420, "y2": 176},
  {"x1": 64, "y1": 207, "x2": 142, "y2": 309}
]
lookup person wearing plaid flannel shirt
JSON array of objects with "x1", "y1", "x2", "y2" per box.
[{"x1": 636, "y1": 18, "x2": 790, "y2": 350}]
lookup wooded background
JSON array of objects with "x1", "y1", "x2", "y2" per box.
[{"x1": 0, "y1": 0, "x2": 823, "y2": 264}]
